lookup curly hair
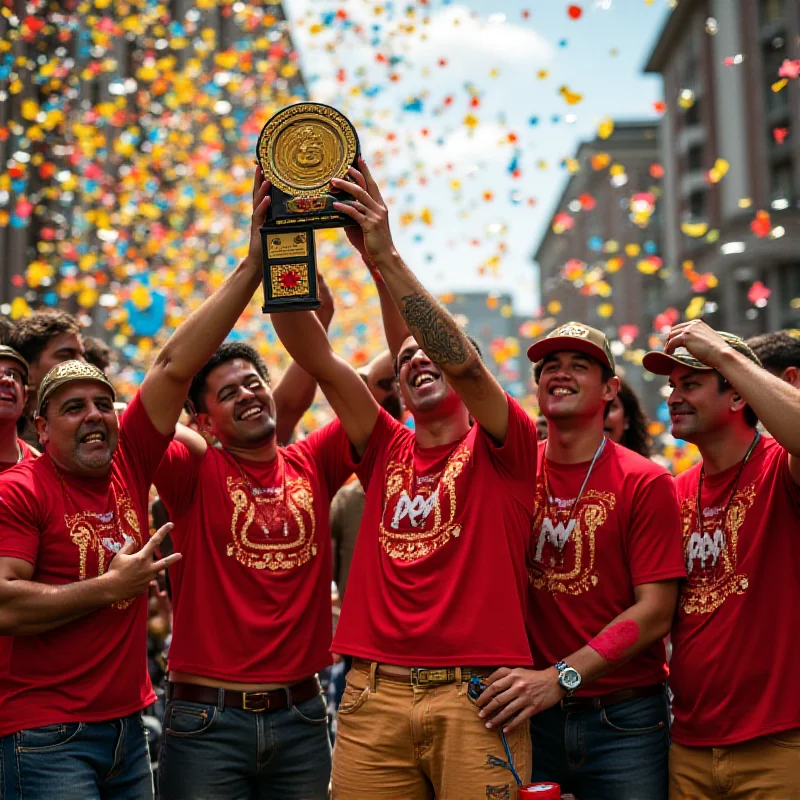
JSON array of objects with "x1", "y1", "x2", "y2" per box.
[
  {"x1": 747, "y1": 330, "x2": 800, "y2": 374},
  {"x1": 187, "y1": 342, "x2": 271, "y2": 414},
  {"x1": 615, "y1": 378, "x2": 653, "y2": 458},
  {"x1": 10, "y1": 310, "x2": 81, "y2": 365}
]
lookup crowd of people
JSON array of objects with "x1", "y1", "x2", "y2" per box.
[{"x1": 0, "y1": 162, "x2": 798, "y2": 800}]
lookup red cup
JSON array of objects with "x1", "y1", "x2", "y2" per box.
[{"x1": 519, "y1": 783, "x2": 561, "y2": 799}]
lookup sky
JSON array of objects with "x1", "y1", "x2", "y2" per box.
[{"x1": 283, "y1": 0, "x2": 672, "y2": 314}]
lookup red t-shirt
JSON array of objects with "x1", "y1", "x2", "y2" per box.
[
  {"x1": 332, "y1": 397, "x2": 539, "y2": 666},
  {"x1": 0, "y1": 393, "x2": 171, "y2": 736},
  {"x1": 670, "y1": 436, "x2": 800, "y2": 746},
  {"x1": 155, "y1": 422, "x2": 353, "y2": 684},
  {"x1": 0, "y1": 439, "x2": 37, "y2": 703},
  {"x1": 527, "y1": 439, "x2": 685, "y2": 695}
]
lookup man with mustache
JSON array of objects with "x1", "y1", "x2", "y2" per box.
[
  {"x1": 270, "y1": 160, "x2": 539, "y2": 800},
  {"x1": 644, "y1": 320, "x2": 800, "y2": 800},
  {"x1": 0, "y1": 166, "x2": 273, "y2": 800},
  {"x1": 477, "y1": 323, "x2": 684, "y2": 800}
]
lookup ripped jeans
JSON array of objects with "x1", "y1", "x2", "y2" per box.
[{"x1": 331, "y1": 662, "x2": 532, "y2": 800}]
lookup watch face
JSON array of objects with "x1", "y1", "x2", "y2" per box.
[{"x1": 561, "y1": 668, "x2": 581, "y2": 690}]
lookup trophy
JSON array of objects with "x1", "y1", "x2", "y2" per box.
[{"x1": 256, "y1": 103, "x2": 361, "y2": 312}]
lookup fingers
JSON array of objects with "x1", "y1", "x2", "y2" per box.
[
  {"x1": 152, "y1": 553, "x2": 182, "y2": 573},
  {"x1": 332, "y1": 201, "x2": 367, "y2": 224},
  {"x1": 476, "y1": 674, "x2": 512, "y2": 708},
  {"x1": 358, "y1": 156, "x2": 385, "y2": 204},
  {"x1": 346, "y1": 166, "x2": 368, "y2": 192},
  {"x1": 500, "y1": 706, "x2": 534, "y2": 733},
  {"x1": 117, "y1": 537, "x2": 138, "y2": 556},
  {"x1": 478, "y1": 682, "x2": 517, "y2": 717},
  {"x1": 331, "y1": 176, "x2": 381, "y2": 213},
  {"x1": 485, "y1": 695, "x2": 528, "y2": 730},
  {"x1": 484, "y1": 667, "x2": 511, "y2": 686},
  {"x1": 141, "y1": 522, "x2": 174, "y2": 557}
]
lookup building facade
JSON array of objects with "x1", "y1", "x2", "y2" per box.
[{"x1": 645, "y1": 0, "x2": 800, "y2": 337}]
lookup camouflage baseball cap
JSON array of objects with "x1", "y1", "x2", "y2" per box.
[
  {"x1": 643, "y1": 331, "x2": 762, "y2": 375},
  {"x1": 0, "y1": 345, "x2": 29, "y2": 381},
  {"x1": 526, "y1": 322, "x2": 616, "y2": 373},
  {"x1": 37, "y1": 360, "x2": 116, "y2": 416}
]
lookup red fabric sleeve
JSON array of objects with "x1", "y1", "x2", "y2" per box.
[
  {"x1": 153, "y1": 439, "x2": 202, "y2": 522},
  {"x1": 479, "y1": 395, "x2": 539, "y2": 504},
  {"x1": 626, "y1": 471, "x2": 686, "y2": 585},
  {"x1": 289, "y1": 420, "x2": 356, "y2": 498},
  {"x1": 117, "y1": 391, "x2": 174, "y2": 496},
  {"x1": 354, "y1": 409, "x2": 408, "y2": 492},
  {"x1": 773, "y1": 443, "x2": 800, "y2": 514},
  {"x1": 0, "y1": 466, "x2": 42, "y2": 565}
]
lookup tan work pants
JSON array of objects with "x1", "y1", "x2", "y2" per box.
[
  {"x1": 332, "y1": 662, "x2": 532, "y2": 800},
  {"x1": 669, "y1": 729, "x2": 800, "y2": 799}
]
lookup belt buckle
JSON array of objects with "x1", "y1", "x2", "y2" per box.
[
  {"x1": 410, "y1": 668, "x2": 450, "y2": 687},
  {"x1": 242, "y1": 691, "x2": 270, "y2": 712}
]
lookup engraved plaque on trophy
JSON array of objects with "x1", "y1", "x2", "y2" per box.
[{"x1": 256, "y1": 103, "x2": 361, "y2": 312}]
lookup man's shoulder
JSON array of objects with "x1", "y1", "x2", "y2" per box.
[{"x1": 610, "y1": 441, "x2": 671, "y2": 479}]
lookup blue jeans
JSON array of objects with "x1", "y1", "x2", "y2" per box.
[
  {"x1": 530, "y1": 691, "x2": 670, "y2": 800},
  {"x1": 0, "y1": 712, "x2": 153, "y2": 800},
  {"x1": 158, "y1": 692, "x2": 331, "y2": 800}
]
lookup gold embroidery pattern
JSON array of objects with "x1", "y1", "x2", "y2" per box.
[
  {"x1": 226, "y1": 475, "x2": 316, "y2": 571},
  {"x1": 679, "y1": 483, "x2": 756, "y2": 615},
  {"x1": 66, "y1": 491, "x2": 141, "y2": 611},
  {"x1": 528, "y1": 482, "x2": 617, "y2": 596},
  {"x1": 379, "y1": 441, "x2": 472, "y2": 562}
]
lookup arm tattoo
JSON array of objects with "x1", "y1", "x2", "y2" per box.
[
  {"x1": 588, "y1": 619, "x2": 640, "y2": 663},
  {"x1": 400, "y1": 294, "x2": 469, "y2": 366}
]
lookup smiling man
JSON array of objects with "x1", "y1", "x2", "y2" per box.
[
  {"x1": 152, "y1": 333, "x2": 348, "y2": 800},
  {"x1": 478, "y1": 322, "x2": 685, "y2": 800},
  {"x1": 270, "y1": 160, "x2": 540, "y2": 800},
  {"x1": 11, "y1": 310, "x2": 86, "y2": 449},
  {"x1": 0, "y1": 166, "x2": 273, "y2": 800},
  {"x1": 644, "y1": 321, "x2": 800, "y2": 800}
]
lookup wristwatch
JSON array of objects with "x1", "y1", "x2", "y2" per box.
[{"x1": 554, "y1": 661, "x2": 582, "y2": 696}]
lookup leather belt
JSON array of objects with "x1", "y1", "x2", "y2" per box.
[
  {"x1": 168, "y1": 677, "x2": 321, "y2": 713},
  {"x1": 352, "y1": 658, "x2": 491, "y2": 687},
  {"x1": 560, "y1": 683, "x2": 664, "y2": 713}
]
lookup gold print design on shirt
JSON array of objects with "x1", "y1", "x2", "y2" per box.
[
  {"x1": 66, "y1": 491, "x2": 141, "y2": 611},
  {"x1": 226, "y1": 475, "x2": 316, "y2": 571},
  {"x1": 528, "y1": 484, "x2": 616, "y2": 596},
  {"x1": 679, "y1": 482, "x2": 756, "y2": 615},
  {"x1": 379, "y1": 441, "x2": 472, "y2": 562}
]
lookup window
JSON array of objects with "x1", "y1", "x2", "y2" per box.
[
  {"x1": 759, "y1": 0, "x2": 786, "y2": 26},
  {"x1": 687, "y1": 144, "x2": 704, "y2": 171},
  {"x1": 769, "y1": 160, "x2": 795, "y2": 205},
  {"x1": 688, "y1": 190, "x2": 706, "y2": 220},
  {"x1": 684, "y1": 101, "x2": 701, "y2": 127},
  {"x1": 763, "y1": 38, "x2": 789, "y2": 115}
]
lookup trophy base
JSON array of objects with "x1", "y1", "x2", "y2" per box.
[{"x1": 260, "y1": 226, "x2": 321, "y2": 313}]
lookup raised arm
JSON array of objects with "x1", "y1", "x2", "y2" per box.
[
  {"x1": 272, "y1": 274, "x2": 335, "y2": 445},
  {"x1": 343, "y1": 223, "x2": 411, "y2": 358},
  {"x1": 270, "y1": 310, "x2": 379, "y2": 457},
  {"x1": 666, "y1": 320, "x2": 800, "y2": 483},
  {"x1": 332, "y1": 160, "x2": 511, "y2": 443},
  {"x1": 140, "y1": 167, "x2": 270, "y2": 435}
]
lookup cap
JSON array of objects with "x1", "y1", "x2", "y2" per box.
[
  {"x1": 37, "y1": 360, "x2": 116, "y2": 416},
  {"x1": 527, "y1": 322, "x2": 615, "y2": 373},
  {"x1": 643, "y1": 331, "x2": 762, "y2": 375},
  {"x1": 0, "y1": 345, "x2": 29, "y2": 381}
]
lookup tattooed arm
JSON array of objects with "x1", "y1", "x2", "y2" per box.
[
  {"x1": 475, "y1": 580, "x2": 679, "y2": 732},
  {"x1": 332, "y1": 160, "x2": 511, "y2": 443}
]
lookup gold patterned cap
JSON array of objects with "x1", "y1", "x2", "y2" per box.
[
  {"x1": 0, "y1": 345, "x2": 29, "y2": 381},
  {"x1": 37, "y1": 360, "x2": 116, "y2": 415},
  {"x1": 527, "y1": 322, "x2": 615, "y2": 373},
  {"x1": 643, "y1": 331, "x2": 762, "y2": 375},
  {"x1": 256, "y1": 102, "x2": 359, "y2": 198}
]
